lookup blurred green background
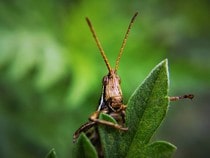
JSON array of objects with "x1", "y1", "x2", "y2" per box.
[{"x1": 0, "y1": 0, "x2": 209, "y2": 157}]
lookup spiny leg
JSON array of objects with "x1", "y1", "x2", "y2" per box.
[
  {"x1": 170, "y1": 94, "x2": 194, "y2": 101},
  {"x1": 73, "y1": 121, "x2": 96, "y2": 143}
]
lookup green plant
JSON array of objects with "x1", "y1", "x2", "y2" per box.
[
  {"x1": 70, "y1": 59, "x2": 176, "y2": 158},
  {"x1": 46, "y1": 148, "x2": 57, "y2": 158}
]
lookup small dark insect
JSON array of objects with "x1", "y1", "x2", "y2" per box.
[{"x1": 73, "y1": 12, "x2": 194, "y2": 157}]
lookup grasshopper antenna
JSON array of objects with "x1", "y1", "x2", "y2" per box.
[
  {"x1": 86, "y1": 17, "x2": 112, "y2": 73},
  {"x1": 115, "y1": 12, "x2": 138, "y2": 71}
]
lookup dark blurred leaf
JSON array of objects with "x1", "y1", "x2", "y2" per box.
[
  {"x1": 45, "y1": 148, "x2": 57, "y2": 158},
  {"x1": 73, "y1": 133, "x2": 98, "y2": 158}
]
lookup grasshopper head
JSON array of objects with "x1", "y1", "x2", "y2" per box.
[{"x1": 103, "y1": 69, "x2": 122, "y2": 102}]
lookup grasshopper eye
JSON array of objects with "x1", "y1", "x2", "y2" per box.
[
  {"x1": 103, "y1": 76, "x2": 109, "y2": 85},
  {"x1": 115, "y1": 75, "x2": 121, "y2": 84},
  {"x1": 118, "y1": 77, "x2": 121, "y2": 84}
]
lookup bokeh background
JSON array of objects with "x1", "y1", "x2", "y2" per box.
[{"x1": 0, "y1": 0, "x2": 209, "y2": 157}]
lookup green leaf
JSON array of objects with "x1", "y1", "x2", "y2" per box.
[
  {"x1": 98, "y1": 59, "x2": 175, "y2": 158},
  {"x1": 45, "y1": 148, "x2": 57, "y2": 158},
  {"x1": 145, "y1": 141, "x2": 177, "y2": 158},
  {"x1": 125, "y1": 59, "x2": 170, "y2": 157},
  {"x1": 72, "y1": 133, "x2": 98, "y2": 158},
  {"x1": 98, "y1": 113, "x2": 120, "y2": 158}
]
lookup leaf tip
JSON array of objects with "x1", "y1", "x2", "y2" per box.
[{"x1": 45, "y1": 148, "x2": 57, "y2": 158}]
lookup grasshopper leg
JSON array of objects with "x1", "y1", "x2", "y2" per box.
[
  {"x1": 89, "y1": 111, "x2": 128, "y2": 131},
  {"x1": 169, "y1": 94, "x2": 194, "y2": 101},
  {"x1": 73, "y1": 121, "x2": 96, "y2": 143}
]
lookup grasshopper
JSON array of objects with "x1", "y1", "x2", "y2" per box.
[
  {"x1": 73, "y1": 12, "x2": 194, "y2": 157},
  {"x1": 73, "y1": 12, "x2": 138, "y2": 157}
]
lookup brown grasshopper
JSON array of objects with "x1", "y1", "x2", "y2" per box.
[
  {"x1": 73, "y1": 12, "x2": 194, "y2": 157},
  {"x1": 73, "y1": 12, "x2": 138, "y2": 157}
]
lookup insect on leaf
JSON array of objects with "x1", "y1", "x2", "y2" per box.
[{"x1": 98, "y1": 59, "x2": 176, "y2": 158}]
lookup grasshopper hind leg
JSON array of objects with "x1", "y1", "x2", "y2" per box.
[
  {"x1": 73, "y1": 121, "x2": 104, "y2": 157},
  {"x1": 73, "y1": 121, "x2": 96, "y2": 143}
]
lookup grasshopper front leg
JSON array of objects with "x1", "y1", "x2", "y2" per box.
[{"x1": 89, "y1": 111, "x2": 128, "y2": 131}]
